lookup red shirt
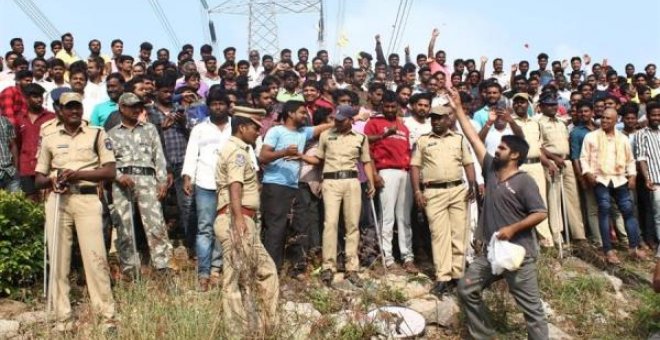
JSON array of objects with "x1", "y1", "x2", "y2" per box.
[
  {"x1": 15, "y1": 110, "x2": 56, "y2": 176},
  {"x1": 305, "y1": 97, "x2": 335, "y2": 120},
  {"x1": 0, "y1": 86, "x2": 28, "y2": 125},
  {"x1": 364, "y1": 115, "x2": 410, "y2": 170}
]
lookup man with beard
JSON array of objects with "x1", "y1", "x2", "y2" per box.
[
  {"x1": 55, "y1": 33, "x2": 80, "y2": 79},
  {"x1": 472, "y1": 82, "x2": 503, "y2": 129},
  {"x1": 90, "y1": 73, "x2": 125, "y2": 127},
  {"x1": 107, "y1": 92, "x2": 176, "y2": 280},
  {"x1": 490, "y1": 58, "x2": 509, "y2": 90},
  {"x1": 182, "y1": 91, "x2": 233, "y2": 291},
  {"x1": 452, "y1": 87, "x2": 549, "y2": 340},
  {"x1": 259, "y1": 100, "x2": 332, "y2": 278},
  {"x1": 366, "y1": 91, "x2": 418, "y2": 273},
  {"x1": 0, "y1": 69, "x2": 32, "y2": 124},
  {"x1": 15, "y1": 83, "x2": 55, "y2": 199},
  {"x1": 638, "y1": 101, "x2": 660, "y2": 249},
  {"x1": 411, "y1": 103, "x2": 476, "y2": 296},
  {"x1": 201, "y1": 56, "x2": 221, "y2": 86}
]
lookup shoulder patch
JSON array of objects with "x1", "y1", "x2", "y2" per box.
[
  {"x1": 234, "y1": 153, "x2": 246, "y2": 167},
  {"x1": 104, "y1": 138, "x2": 113, "y2": 150}
]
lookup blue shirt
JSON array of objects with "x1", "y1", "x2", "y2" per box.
[
  {"x1": 569, "y1": 124, "x2": 593, "y2": 160},
  {"x1": 262, "y1": 125, "x2": 314, "y2": 188},
  {"x1": 90, "y1": 100, "x2": 117, "y2": 127}
]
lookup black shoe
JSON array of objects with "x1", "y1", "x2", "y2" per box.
[
  {"x1": 320, "y1": 269, "x2": 333, "y2": 287},
  {"x1": 430, "y1": 281, "x2": 450, "y2": 298},
  {"x1": 345, "y1": 271, "x2": 363, "y2": 288}
]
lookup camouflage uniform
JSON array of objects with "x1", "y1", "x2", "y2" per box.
[{"x1": 107, "y1": 120, "x2": 173, "y2": 272}]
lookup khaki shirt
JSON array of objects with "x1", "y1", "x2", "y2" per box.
[
  {"x1": 215, "y1": 136, "x2": 260, "y2": 211},
  {"x1": 107, "y1": 122, "x2": 168, "y2": 183},
  {"x1": 316, "y1": 128, "x2": 371, "y2": 173},
  {"x1": 512, "y1": 115, "x2": 542, "y2": 158},
  {"x1": 40, "y1": 118, "x2": 88, "y2": 138},
  {"x1": 411, "y1": 130, "x2": 473, "y2": 183},
  {"x1": 35, "y1": 124, "x2": 115, "y2": 186},
  {"x1": 538, "y1": 115, "x2": 569, "y2": 157}
]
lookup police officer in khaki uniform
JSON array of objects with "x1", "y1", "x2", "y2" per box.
[
  {"x1": 35, "y1": 92, "x2": 116, "y2": 331},
  {"x1": 511, "y1": 93, "x2": 553, "y2": 247},
  {"x1": 411, "y1": 105, "x2": 476, "y2": 297},
  {"x1": 214, "y1": 106, "x2": 278, "y2": 332},
  {"x1": 316, "y1": 105, "x2": 375, "y2": 288},
  {"x1": 538, "y1": 92, "x2": 586, "y2": 242}
]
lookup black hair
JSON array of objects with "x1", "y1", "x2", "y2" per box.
[
  {"x1": 10, "y1": 37, "x2": 23, "y2": 47},
  {"x1": 182, "y1": 44, "x2": 194, "y2": 51},
  {"x1": 49, "y1": 58, "x2": 65, "y2": 69},
  {"x1": 118, "y1": 55, "x2": 134, "y2": 63},
  {"x1": 368, "y1": 82, "x2": 386, "y2": 93},
  {"x1": 200, "y1": 44, "x2": 213, "y2": 53},
  {"x1": 261, "y1": 75, "x2": 280, "y2": 88},
  {"x1": 262, "y1": 54, "x2": 273, "y2": 62},
  {"x1": 459, "y1": 91, "x2": 473, "y2": 104},
  {"x1": 140, "y1": 42, "x2": 153, "y2": 51},
  {"x1": 280, "y1": 48, "x2": 292, "y2": 56},
  {"x1": 409, "y1": 92, "x2": 432, "y2": 105},
  {"x1": 297, "y1": 48, "x2": 309, "y2": 55},
  {"x1": 647, "y1": 101, "x2": 660, "y2": 113},
  {"x1": 33, "y1": 41, "x2": 45, "y2": 49},
  {"x1": 12, "y1": 57, "x2": 28, "y2": 68},
  {"x1": 382, "y1": 90, "x2": 397, "y2": 103},
  {"x1": 576, "y1": 100, "x2": 593, "y2": 110},
  {"x1": 155, "y1": 75, "x2": 176, "y2": 89},
  {"x1": 313, "y1": 107, "x2": 333, "y2": 126},
  {"x1": 30, "y1": 57, "x2": 47, "y2": 67},
  {"x1": 223, "y1": 46, "x2": 236, "y2": 54},
  {"x1": 206, "y1": 90, "x2": 229, "y2": 107},
  {"x1": 302, "y1": 79, "x2": 320, "y2": 91},
  {"x1": 184, "y1": 71, "x2": 201, "y2": 82},
  {"x1": 237, "y1": 60, "x2": 249, "y2": 68},
  {"x1": 23, "y1": 83, "x2": 45, "y2": 96},
  {"x1": 619, "y1": 102, "x2": 639, "y2": 117},
  {"x1": 570, "y1": 56, "x2": 581, "y2": 63},
  {"x1": 500, "y1": 135, "x2": 529, "y2": 166},
  {"x1": 50, "y1": 40, "x2": 62, "y2": 49},
  {"x1": 106, "y1": 72, "x2": 126, "y2": 84},
  {"x1": 396, "y1": 84, "x2": 412, "y2": 94},
  {"x1": 111, "y1": 39, "x2": 123, "y2": 47},
  {"x1": 15, "y1": 70, "x2": 33, "y2": 80},
  {"x1": 278, "y1": 100, "x2": 305, "y2": 122},
  {"x1": 537, "y1": 53, "x2": 548, "y2": 60},
  {"x1": 231, "y1": 115, "x2": 258, "y2": 134}
]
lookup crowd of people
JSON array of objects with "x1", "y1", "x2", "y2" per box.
[{"x1": 1, "y1": 29, "x2": 660, "y2": 337}]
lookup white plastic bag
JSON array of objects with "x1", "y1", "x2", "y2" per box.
[{"x1": 487, "y1": 232, "x2": 526, "y2": 275}]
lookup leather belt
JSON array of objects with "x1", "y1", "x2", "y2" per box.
[
  {"x1": 322, "y1": 170, "x2": 358, "y2": 180},
  {"x1": 217, "y1": 205, "x2": 257, "y2": 219},
  {"x1": 119, "y1": 166, "x2": 156, "y2": 176},
  {"x1": 424, "y1": 179, "x2": 464, "y2": 189},
  {"x1": 524, "y1": 157, "x2": 541, "y2": 164},
  {"x1": 66, "y1": 185, "x2": 97, "y2": 195}
]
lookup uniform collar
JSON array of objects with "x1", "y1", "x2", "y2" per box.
[
  {"x1": 331, "y1": 127, "x2": 356, "y2": 136},
  {"x1": 119, "y1": 120, "x2": 145, "y2": 129},
  {"x1": 229, "y1": 136, "x2": 250, "y2": 150},
  {"x1": 429, "y1": 129, "x2": 455, "y2": 138},
  {"x1": 58, "y1": 123, "x2": 86, "y2": 136}
]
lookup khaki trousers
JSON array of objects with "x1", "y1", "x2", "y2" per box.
[
  {"x1": 545, "y1": 160, "x2": 586, "y2": 240},
  {"x1": 521, "y1": 162, "x2": 552, "y2": 244},
  {"x1": 45, "y1": 193, "x2": 115, "y2": 322},
  {"x1": 322, "y1": 178, "x2": 361, "y2": 272},
  {"x1": 214, "y1": 213, "x2": 278, "y2": 331},
  {"x1": 424, "y1": 185, "x2": 468, "y2": 281}
]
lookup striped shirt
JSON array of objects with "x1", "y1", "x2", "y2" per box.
[{"x1": 636, "y1": 127, "x2": 660, "y2": 184}]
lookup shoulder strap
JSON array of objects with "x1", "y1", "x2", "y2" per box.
[{"x1": 93, "y1": 128, "x2": 101, "y2": 155}]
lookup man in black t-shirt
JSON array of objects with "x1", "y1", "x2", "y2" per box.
[{"x1": 449, "y1": 88, "x2": 549, "y2": 340}]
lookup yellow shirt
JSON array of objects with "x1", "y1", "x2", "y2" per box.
[
  {"x1": 410, "y1": 130, "x2": 473, "y2": 183},
  {"x1": 215, "y1": 136, "x2": 260, "y2": 211},
  {"x1": 538, "y1": 115, "x2": 570, "y2": 157},
  {"x1": 513, "y1": 115, "x2": 543, "y2": 158},
  {"x1": 36, "y1": 124, "x2": 115, "y2": 186},
  {"x1": 317, "y1": 128, "x2": 371, "y2": 173}
]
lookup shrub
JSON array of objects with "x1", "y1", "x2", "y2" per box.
[{"x1": 0, "y1": 191, "x2": 45, "y2": 296}]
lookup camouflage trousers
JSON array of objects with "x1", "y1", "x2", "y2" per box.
[{"x1": 112, "y1": 175, "x2": 173, "y2": 272}]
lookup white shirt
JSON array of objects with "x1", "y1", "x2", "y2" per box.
[
  {"x1": 248, "y1": 64, "x2": 264, "y2": 88},
  {"x1": 403, "y1": 116, "x2": 431, "y2": 149},
  {"x1": 85, "y1": 81, "x2": 108, "y2": 105},
  {"x1": 202, "y1": 74, "x2": 221, "y2": 87},
  {"x1": 181, "y1": 118, "x2": 233, "y2": 190},
  {"x1": 484, "y1": 125, "x2": 513, "y2": 156},
  {"x1": 490, "y1": 71, "x2": 509, "y2": 90}
]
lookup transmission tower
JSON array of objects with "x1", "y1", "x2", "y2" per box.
[{"x1": 206, "y1": 0, "x2": 324, "y2": 57}]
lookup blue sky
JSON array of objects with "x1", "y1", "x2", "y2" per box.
[{"x1": 1, "y1": 0, "x2": 658, "y2": 73}]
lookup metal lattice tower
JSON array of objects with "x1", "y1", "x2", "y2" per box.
[{"x1": 207, "y1": 0, "x2": 324, "y2": 57}]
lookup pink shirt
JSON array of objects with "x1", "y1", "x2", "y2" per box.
[{"x1": 428, "y1": 61, "x2": 452, "y2": 89}]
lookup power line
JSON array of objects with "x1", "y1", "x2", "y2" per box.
[
  {"x1": 13, "y1": 0, "x2": 60, "y2": 41},
  {"x1": 386, "y1": 0, "x2": 404, "y2": 56},
  {"x1": 389, "y1": 0, "x2": 408, "y2": 56},
  {"x1": 146, "y1": 0, "x2": 181, "y2": 50},
  {"x1": 394, "y1": 0, "x2": 413, "y2": 53}
]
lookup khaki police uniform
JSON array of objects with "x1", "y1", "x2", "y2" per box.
[
  {"x1": 411, "y1": 127, "x2": 472, "y2": 282},
  {"x1": 36, "y1": 121, "x2": 115, "y2": 322},
  {"x1": 317, "y1": 128, "x2": 371, "y2": 272},
  {"x1": 108, "y1": 120, "x2": 174, "y2": 273},
  {"x1": 512, "y1": 114, "x2": 552, "y2": 245},
  {"x1": 214, "y1": 111, "x2": 278, "y2": 330},
  {"x1": 538, "y1": 115, "x2": 586, "y2": 240}
]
